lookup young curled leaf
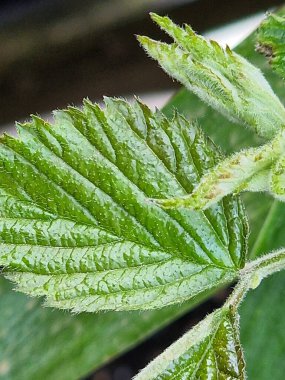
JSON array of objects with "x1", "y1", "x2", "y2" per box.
[
  {"x1": 257, "y1": 13, "x2": 285, "y2": 79},
  {"x1": 135, "y1": 306, "x2": 246, "y2": 380},
  {"x1": 138, "y1": 13, "x2": 285, "y2": 139},
  {"x1": 153, "y1": 129, "x2": 285, "y2": 210},
  {"x1": 0, "y1": 98, "x2": 248, "y2": 312}
]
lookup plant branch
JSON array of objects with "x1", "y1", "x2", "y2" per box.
[{"x1": 226, "y1": 248, "x2": 285, "y2": 310}]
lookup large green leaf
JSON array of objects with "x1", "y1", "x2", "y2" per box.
[
  {"x1": 0, "y1": 98, "x2": 247, "y2": 312},
  {"x1": 135, "y1": 307, "x2": 245, "y2": 380}
]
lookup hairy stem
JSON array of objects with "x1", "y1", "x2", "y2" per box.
[
  {"x1": 243, "y1": 249, "x2": 285, "y2": 280},
  {"x1": 226, "y1": 248, "x2": 285, "y2": 310}
]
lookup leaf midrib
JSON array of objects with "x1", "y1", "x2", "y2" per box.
[
  {"x1": 2, "y1": 240, "x2": 237, "y2": 272},
  {"x1": 38, "y1": 266, "x2": 235, "y2": 301}
]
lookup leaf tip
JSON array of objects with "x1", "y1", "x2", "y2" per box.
[
  {"x1": 149, "y1": 12, "x2": 167, "y2": 26},
  {"x1": 136, "y1": 35, "x2": 152, "y2": 47},
  {"x1": 149, "y1": 196, "x2": 193, "y2": 210}
]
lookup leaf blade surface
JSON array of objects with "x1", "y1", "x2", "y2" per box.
[
  {"x1": 0, "y1": 98, "x2": 247, "y2": 311},
  {"x1": 138, "y1": 14, "x2": 285, "y2": 140}
]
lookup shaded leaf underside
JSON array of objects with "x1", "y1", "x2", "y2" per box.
[
  {"x1": 135, "y1": 307, "x2": 245, "y2": 380},
  {"x1": 0, "y1": 97, "x2": 247, "y2": 312}
]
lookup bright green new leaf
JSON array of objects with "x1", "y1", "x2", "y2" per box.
[
  {"x1": 139, "y1": 13, "x2": 285, "y2": 211},
  {"x1": 135, "y1": 307, "x2": 245, "y2": 380},
  {"x1": 257, "y1": 13, "x2": 285, "y2": 79},
  {"x1": 138, "y1": 13, "x2": 285, "y2": 140},
  {"x1": 0, "y1": 97, "x2": 248, "y2": 312}
]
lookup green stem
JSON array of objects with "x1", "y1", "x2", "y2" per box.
[
  {"x1": 226, "y1": 248, "x2": 285, "y2": 310},
  {"x1": 243, "y1": 249, "x2": 285, "y2": 279}
]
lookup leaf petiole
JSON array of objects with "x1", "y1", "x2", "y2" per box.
[{"x1": 226, "y1": 248, "x2": 285, "y2": 310}]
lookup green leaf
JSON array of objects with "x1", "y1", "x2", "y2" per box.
[
  {"x1": 0, "y1": 98, "x2": 247, "y2": 312},
  {"x1": 135, "y1": 307, "x2": 245, "y2": 380},
  {"x1": 139, "y1": 13, "x2": 285, "y2": 210},
  {"x1": 257, "y1": 13, "x2": 285, "y2": 79},
  {"x1": 138, "y1": 13, "x2": 285, "y2": 140}
]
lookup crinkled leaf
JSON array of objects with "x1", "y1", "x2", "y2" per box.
[
  {"x1": 135, "y1": 307, "x2": 245, "y2": 380},
  {"x1": 0, "y1": 97, "x2": 247, "y2": 312},
  {"x1": 138, "y1": 13, "x2": 285, "y2": 140},
  {"x1": 139, "y1": 13, "x2": 285, "y2": 210},
  {"x1": 257, "y1": 13, "x2": 285, "y2": 79}
]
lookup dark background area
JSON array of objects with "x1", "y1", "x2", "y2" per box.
[
  {"x1": 0, "y1": 1, "x2": 283, "y2": 379},
  {"x1": 0, "y1": 0, "x2": 283, "y2": 126}
]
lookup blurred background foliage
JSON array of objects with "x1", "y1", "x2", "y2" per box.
[{"x1": 0, "y1": 0, "x2": 283, "y2": 125}]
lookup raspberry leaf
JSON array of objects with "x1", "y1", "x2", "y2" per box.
[{"x1": 0, "y1": 98, "x2": 247, "y2": 312}]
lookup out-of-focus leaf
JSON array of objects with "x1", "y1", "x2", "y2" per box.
[
  {"x1": 241, "y1": 272, "x2": 285, "y2": 379},
  {"x1": 0, "y1": 276, "x2": 200, "y2": 380}
]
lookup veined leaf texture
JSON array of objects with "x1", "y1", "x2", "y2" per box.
[{"x1": 0, "y1": 98, "x2": 248, "y2": 312}]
